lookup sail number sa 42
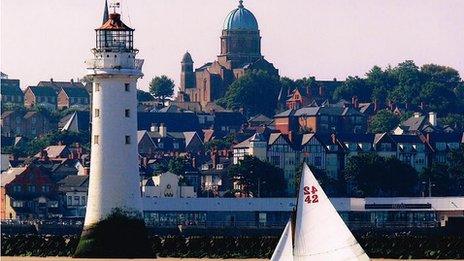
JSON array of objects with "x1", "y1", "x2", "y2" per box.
[{"x1": 303, "y1": 186, "x2": 319, "y2": 204}]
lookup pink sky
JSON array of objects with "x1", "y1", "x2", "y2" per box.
[{"x1": 1, "y1": 0, "x2": 463, "y2": 92}]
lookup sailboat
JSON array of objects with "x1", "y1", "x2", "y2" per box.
[{"x1": 271, "y1": 164, "x2": 370, "y2": 261}]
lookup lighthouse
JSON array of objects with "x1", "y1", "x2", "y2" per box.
[
  {"x1": 75, "y1": 2, "x2": 150, "y2": 257},
  {"x1": 84, "y1": 3, "x2": 143, "y2": 227}
]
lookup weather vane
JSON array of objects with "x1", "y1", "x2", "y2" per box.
[{"x1": 109, "y1": 2, "x2": 120, "y2": 13}]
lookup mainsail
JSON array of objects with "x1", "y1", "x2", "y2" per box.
[
  {"x1": 293, "y1": 164, "x2": 370, "y2": 261},
  {"x1": 270, "y1": 219, "x2": 293, "y2": 261}
]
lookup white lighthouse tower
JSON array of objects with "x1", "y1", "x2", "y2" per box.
[{"x1": 83, "y1": 3, "x2": 143, "y2": 228}]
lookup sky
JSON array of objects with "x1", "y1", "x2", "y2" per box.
[{"x1": 1, "y1": 0, "x2": 464, "y2": 92}]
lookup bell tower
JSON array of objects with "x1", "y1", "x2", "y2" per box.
[{"x1": 84, "y1": 7, "x2": 143, "y2": 227}]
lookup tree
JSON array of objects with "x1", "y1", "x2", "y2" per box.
[
  {"x1": 419, "y1": 82, "x2": 457, "y2": 115},
  {"x1": 388, "y1": 60, "x2": 422, "y2": 107},
  {"x1": 420, "y1": 163, "x2": 451, "y2": 196},
  {"x1": 218, "y1": 70, "x2": 280, "y2": 117},
  {"x1": 442, "y1": 114, "x2": 464, "y2": 130},
  {"x1": 228, "y1": 155, "x2": 286, "y2": 197},
  {"x1": 294, "y1": 163, "x2": 345, "y2": 197},
  {"x1": 344, "y1": 153, "x2": 417, "y2": 197},
  {"x1": 148, "y1": 75, "x2": 174, "y2": 103},
  {"x1": 168, "y1": 157, "x2": 186, "y2": 176},
  {"x1": 368, "y1": 109, "x2": 400, "y2": 133},
  {"x1": 137, "y1": 89, "x2": 154, "y2": 102},
  {"x1": 333, "y1": 76, "x2": 371, "y2": 102},
  {"x1": 279, "y1": 77, "x2": 297, "y2": 97},
  {"x1": 366, "y1": 65, "x2": 396, "y2": 104}
]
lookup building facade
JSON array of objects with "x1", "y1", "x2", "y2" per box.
[{"x1": 178, "y1": 1, "x2": 278, "y2": 107}]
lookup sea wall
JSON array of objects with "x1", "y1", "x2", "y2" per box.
[{"x1": 1, "y1": 232, "x2": 463, "y2": 259}]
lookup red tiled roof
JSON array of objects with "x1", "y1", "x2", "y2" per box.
[{"x1": 97, "y1": 13, "x2": 133, "y2": 31}]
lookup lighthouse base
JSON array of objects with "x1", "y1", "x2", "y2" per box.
[{"x1": 74, "y1": 209, "x2": 152, "y2": 258}]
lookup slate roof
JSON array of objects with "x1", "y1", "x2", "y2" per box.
[
  {"x1": 294, "y1": 107, "x2": 320, "y2": 116},
  {"x1": 138, "y1": 112, "x2": 201, "y2": 132},
  {"x1": 57, "y1": 175, "x2": 89, "y2": 191},
  {"x1": 1, "y1": 79, "x2": 22, "y2": 96},
  {"x1": 61, "y1": 87, "x2": 89, "y2": 98},
  {"x1": 27, "y1": 86, "x2": 57, "y2": 97},
  {"x1": 35, "y1": 145, "x2": 70, "y2": 158},
  {"x1": 248, "y1": 114, "x2": 272, "y2": 125},
  {"x1": 38, "y1": 80, "x2": 85, "y2": 93},
  {"x1": 274, "y1": 109, "x2": 294, "y2": 118},
  {"x1": 398, "y1": 115, "x2": 427, "y2": 132}
]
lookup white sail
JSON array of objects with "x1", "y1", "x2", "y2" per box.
[
  {"x1": 270, "y1": 219, "x2": 293, "y2": 261},
  {"x1": 293, "y1": 164, "x2": 370, "y2": 261}
]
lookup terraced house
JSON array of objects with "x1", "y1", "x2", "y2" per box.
[
  {"x1": 57, "y1": 86, "x2": 90, "y2": 110},
  {"x1": 24, "y1": 86, "x2": 57, "y2": 110},
  {"x1": 0, "y1": 78, "x2": 23, "y2": 106}
]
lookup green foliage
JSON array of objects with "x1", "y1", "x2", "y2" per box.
[
  {"x1": 219, "y1": 70, "x2": 280, "y2": 117},
  {"x1": 420, "y1": 145, "x2": 464, "y2": 196},
  {"x1": 204, "y1": 139, "x2": 231, "y2": 151},
  {"x1": 74, "y1": 208, "x2": 151, "y2": 258},
  {"x1": 228, "y1": 155, "x2": 286, "y2": 197},
  {"x1": 368, "y1": 109, "x2": 400, "y2": 133},
  {"x1": 441, "y1": 114, "x2": 464, "y2": 130},
  {"x1": 27, "y1": 131, "x2": 90, "y2": 156},
  {"x1": 333, "y1": 60, "x2": 463, "y2": 117},
  {"x1": 294, "y1": 163, "x2": 345, "y2": 196},
  {"x1": 148, "y1": 75, "x2": 174, "y2": 101},
  {"x1": 137, "y1": 89, "x2": 154, "y2": 102},
  {"x1": 344, "y1": 153, "x2": 418, "y2": 197},
  {"x1": 168, "y1": 157, "x2": 186, "y2": 176},
  {"x1": 333, "y1": 76, "x2": 371, "y2": 102},
  {"x1": 279, "y1": 77, "x2": 297, "y2": 96}
]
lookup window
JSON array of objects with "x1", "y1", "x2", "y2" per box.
[
  {"x1": 94, "y1": 108, "x2": 100, "y2": 117},
  {"x1": 13, "y1": 201, "x2": 24, "y2": 208},
  {"x1": 94, "y1": 135, "x2": 99, "y2": 144},
  {"x1": 67, "y1": 196, "x2": 72, "y2": 206},
  {"x1": 82, "y1": 196, "x2": 86, "y2": 204},
  {"x1": 124, "y1": 83, "x2": 130, "y2": 92},
  {"x1": 74, "y1": 196, "x2": 80, "y2": 206},
  {"x1": 125, "y1": 109, "x2": 130, "y2": 117},
  {"x1": 95, "y1": 83, "x2": 100, "y2": 92},
  {"x1": 125, "y1": 135, "x2": 131, "y2": 144},
  {"x1": 173, "y1": 143, "x2": 179, "y2": 149},
  {"x1": 28, "y1": 185, "x2": 36, "y2": 193},
  {"x1": 13, "y1": 185, "x2": 21, "y2": 192},
  {"x1": 41, "y1": 185, "x2": 49, "y2": 192}
]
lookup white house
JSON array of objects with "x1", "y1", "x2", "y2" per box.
[{"x1": 142, "y1": 172, "x2": 196, "y2": 198}]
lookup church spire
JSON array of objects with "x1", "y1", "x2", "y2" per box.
[{"x1": 102, "y1": 0, "x2": 109, "y2": 25}]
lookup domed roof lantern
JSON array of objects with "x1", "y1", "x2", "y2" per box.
[
  {"x1": 95, "y1": 7, "x2": 134, "y2": 52},
  {"x1": 223, "y1": 0, "x2": 259, "y2": 31}
]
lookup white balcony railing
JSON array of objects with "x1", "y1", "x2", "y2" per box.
[{"x1": 85, "y1": 58, "x2": 144, "y2": 70}]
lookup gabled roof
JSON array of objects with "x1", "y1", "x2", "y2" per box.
[
  {"x1": 35, "y1": 145, "x2": 70, "y2": 158},
  {"x1": 61, "y1": 111, "x2": 90, "y2": 133},
  {"x1": 184, "y1": 131, "x2": 202, "y2": 147},
  {"x1": 1, "y1": 167, "x2": 27, "y2": 187},
  {"x1": 158, "y1": 105, "x2": 183, "y2": 113},
  {"x1": 398, "y1": 115, "x2": 427, "y2": 132},
  {"x1": 248, "y1": 114, "x2": 272, "y2": 124},
  {"x1": 301, "y1": 133, "x2": 316, "y2": 145},
  {"x1": 27, "y1": 86, "x2": 57, "y2": 97},
  {"x1": 61, "y1": 87, "x2": 89, "y2": 98},
  {"x1": 1, "y1": 79, "x2": 22, "y2": 96}
]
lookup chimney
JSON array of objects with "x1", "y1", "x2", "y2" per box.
[
  {"x1": 318, "y1": 86, "x2": 325, "y2": 97},
  {"x1": 351, "y1": 96, "x2": 358, "y2": 109},
  {"x1": 70, "y1": 79, "x2": 74, "y2": 84},
  {"x1": 413, "y1": 112, "x2": 421, "y2": 118},
  {"x1": 142, "y1": 157, "x2": 148, "y2": 167},
  {"x1": 192, "y1": 157, "x2": 196, "y2": 169},
  {"x1": 83, "y1": 167, "x2": 90, "y2": 176},
  {"x1": 333, "y1": 78, "x2": 337, "y2": 82},
  {"x1": 428, "y1": 112, "x2": 437, "y2": 126},
  {"x1": 211, "y1": 149, "x2": 218, "y2": 169},
  {"x1": 288, "y1": 131, "x2": 293, "y2": 142},
  {"x1": 159, "y1": 123, "x2": 167, "y2": 137},
  {"x1": 420, "y1": 101, "x2": 426, "y2": 111},
  {"x1": 50, "y1": 78, "x2": 54, "y2": 83},
  {"x1": 331, "y1": 133, "x2": 337, "y2": 144},
  {"x1": 150, "y1": 123, "x2": 158, "y2": 132}
]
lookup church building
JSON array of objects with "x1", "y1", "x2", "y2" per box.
[{"x1": 177, "y1": 0, "x2": 278, "y2": 107}]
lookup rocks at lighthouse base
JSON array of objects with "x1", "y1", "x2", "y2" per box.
[{"x1": 74, "y1": 208, "x2": 151, "y2": 258}]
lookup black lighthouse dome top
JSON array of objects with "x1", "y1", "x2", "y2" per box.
[{"x1": 95, "y1": 11, "x2": 134, "y2": 52}]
